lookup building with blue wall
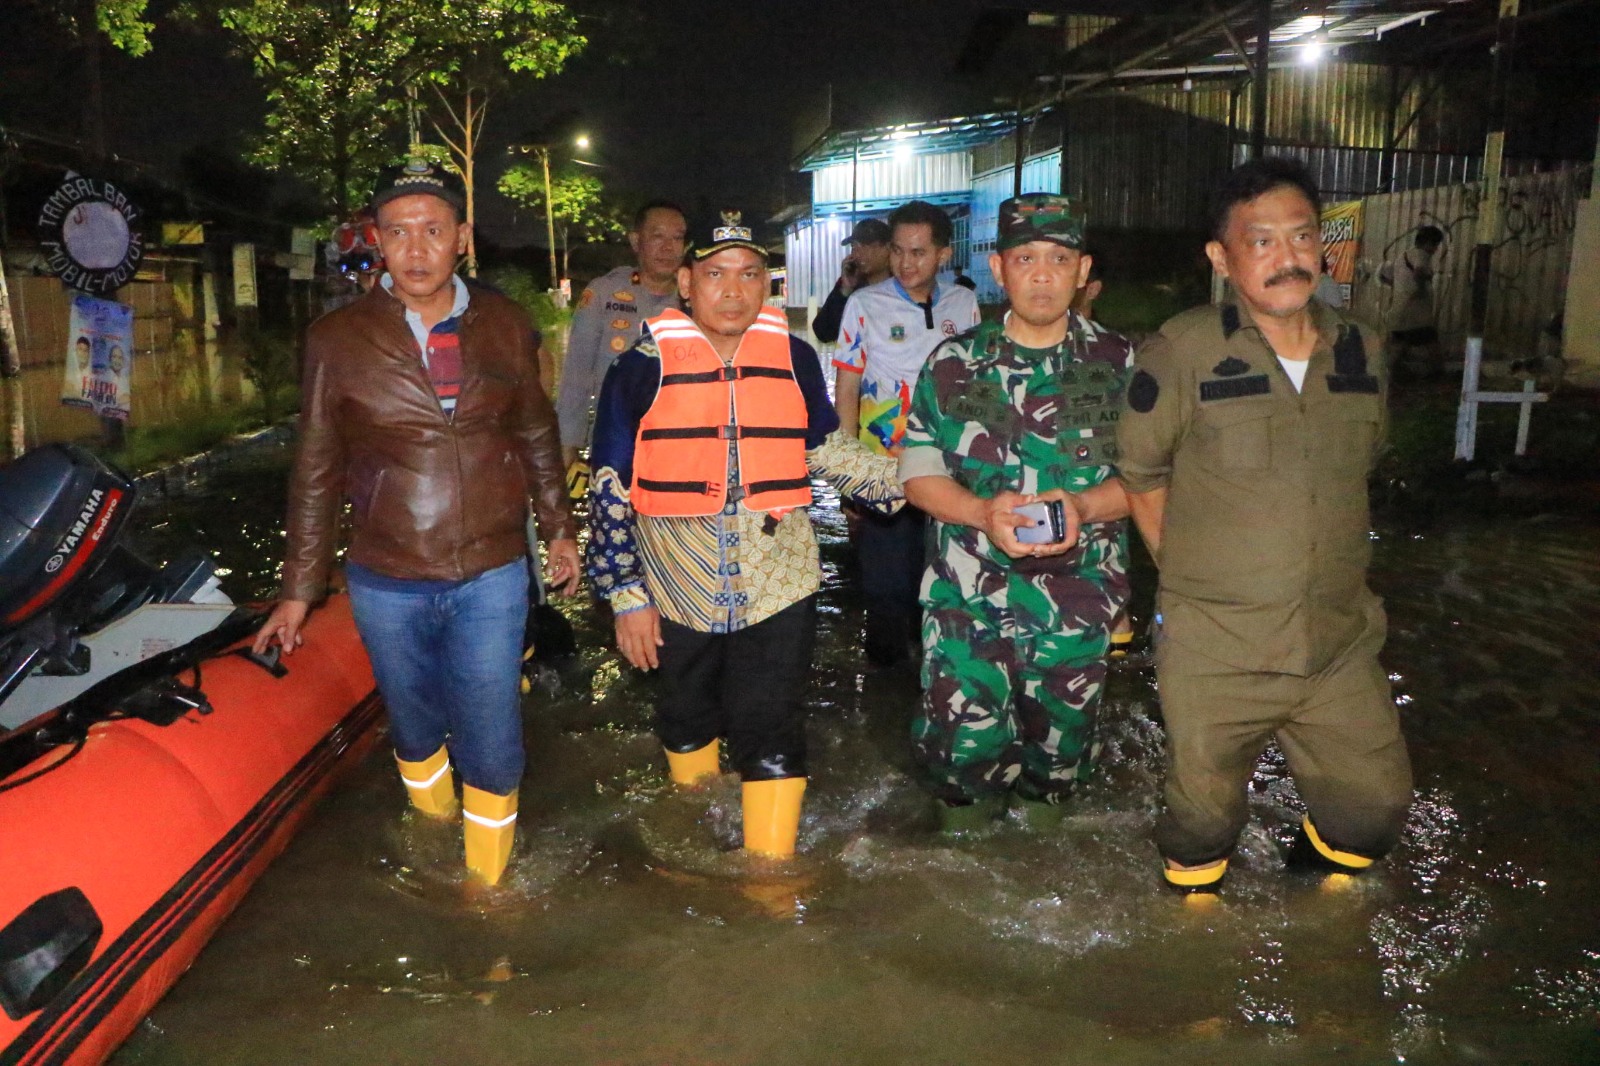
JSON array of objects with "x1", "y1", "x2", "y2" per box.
[{"x1": 782, "y1": 113, "x2": 1065, "y2": 312}]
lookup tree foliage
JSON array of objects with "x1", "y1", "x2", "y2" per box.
[
  {"x1": 35, "y1": 0, "x2": 155, "y2": 55},
  {"x1": 498, "y1": 165, "x2": 625, "y2": 245},
  {"x1": 499, "y1": 164, "x2": 625, "y2": 278},
  {"x1": 190, "y1": 0, "x2": 585, "y2": 215}
]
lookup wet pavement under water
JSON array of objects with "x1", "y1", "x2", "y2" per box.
[{"x1": 108, "y1": 440, "x2": 1600, "y2": 1065}]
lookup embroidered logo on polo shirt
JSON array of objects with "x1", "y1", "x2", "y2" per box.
[{"x1": 890, "y1": 324, "x2": 906, "y2": 342}]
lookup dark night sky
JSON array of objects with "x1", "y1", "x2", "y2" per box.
[
  {"x1": 2, "y1": 1, "x2": 1595, "y2": 251},
  {"x1": 0, "y1": 0, "x2": 1008, "y2": 247}
]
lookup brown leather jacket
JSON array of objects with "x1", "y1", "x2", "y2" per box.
[{"x1": 280, "y1": 283, "x2": 575, "y2": 601}]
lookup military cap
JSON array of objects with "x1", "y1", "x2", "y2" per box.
[
  {"x1": 996, "y1": 193, "x2": 1086, "y2": 251},
  {"x1": 691, "y1": 210, "x2": 768, "y2": 261},
  {"x1": 371, "y1": 157, "x2": 467, "y2": 216}
]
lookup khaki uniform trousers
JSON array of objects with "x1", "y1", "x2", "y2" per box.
[{"x1": 1153, "y1": 617, "x2": 1413, "y2": 868}]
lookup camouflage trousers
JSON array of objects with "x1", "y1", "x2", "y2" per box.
[{"x1": 913, "y1": 598, "x2": 1111, "y2": 804}]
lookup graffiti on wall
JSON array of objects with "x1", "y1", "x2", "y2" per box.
[{"x1": 1354, "y1": 165, "x2": 1588, "y2": 358}]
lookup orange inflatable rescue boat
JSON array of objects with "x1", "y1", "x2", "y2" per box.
[{"x1": 0, "y1": 445, "x2": 380, "y2": 1065}]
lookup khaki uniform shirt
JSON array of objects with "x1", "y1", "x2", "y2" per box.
[
  {"x1": 1116, "y1": 299, "x2": 1388, "y2": 676},
  {"x1": 556, "y1": 266, "x2": 678, "y2": 450}
]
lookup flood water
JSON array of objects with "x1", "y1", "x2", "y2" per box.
[{"x1": 108, "y1": 439, "x2": 1600, "y2": 1065}]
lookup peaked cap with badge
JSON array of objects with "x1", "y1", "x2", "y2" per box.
[
  {"x1": 370, "y1": 157, "x2": 467, "y2": 216},
  {"x1": 691, "y1": 210, "x2": 768, "y2": 261}
]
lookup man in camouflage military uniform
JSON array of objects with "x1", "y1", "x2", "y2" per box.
[
  {"x1": 1117, "y1": 158, "x2": 1412, "y2": 894},
  {"x1": 899, "y1": 194, "x2": 1134, "y2": 831}
]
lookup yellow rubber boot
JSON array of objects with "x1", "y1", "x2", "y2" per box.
[
  {"x1": 463, "y1": 785, "x2": 518, "y2": 886},
  {"x1": 665, "y1": 740, "x2": 720, "y2": 787},
  {"x1": 741, "y1": 777, "x2": 807, "y2": 859},
  {"x1": 395, "y1": 747, "x2": 458, "y2": 819}
]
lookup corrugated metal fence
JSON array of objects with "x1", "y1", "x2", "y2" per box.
[
  {"x1": 968, "y1": 151, "x2": 1064, "y2": 301},
  {"x1": 784, "y1": 214, "x2": 856, "y2": 322}
]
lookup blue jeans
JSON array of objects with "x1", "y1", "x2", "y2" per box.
[{"x1": 347, "y1": 558, "x2": 529, "y2": 795}]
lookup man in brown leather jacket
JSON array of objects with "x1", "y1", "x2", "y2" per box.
[{"x1": 254, "y1": 159, "x2": 579, "y2": 887}]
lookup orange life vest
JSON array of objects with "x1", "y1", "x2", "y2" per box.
[{"x1": 632, "y1": 307, "x2": 812, "y2": 517}]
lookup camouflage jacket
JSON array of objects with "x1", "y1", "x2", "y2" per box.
[{"x1": 899, "y1": 315, "x2": 1134, "y2": 617}]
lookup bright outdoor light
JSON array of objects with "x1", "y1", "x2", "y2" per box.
[
  {"x1": 1301, "y1": 39, "x2": 1326, "y2": 64},
  {"x1": 574, "y1": 134, "x2": 591, "y2": 150}
]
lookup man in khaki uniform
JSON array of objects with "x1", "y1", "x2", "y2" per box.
[
  {"x1": 1117, "y1": 158, "x2": 1412, "y2": 894},
  {"x1": 557, "y1": 201, "x2": 688, "y2": 478}
]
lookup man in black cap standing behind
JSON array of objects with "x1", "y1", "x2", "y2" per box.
[
  {"x1": 811, "y1": 217, "x2": 892, "y2": 345},
  {"x1": 254, "y1": 158, "x2": 579, "y2": 887}
]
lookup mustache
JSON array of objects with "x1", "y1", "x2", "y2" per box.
[{"x1": 1265, "y1": 267, "x2": 1315, "y2": 287}]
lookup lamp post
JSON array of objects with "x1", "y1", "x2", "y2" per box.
[
  {"x1": 510, "y1": 132, "x2": 591, "y2": 301},
  {"x1": 538, "y1": 145, "x2": 558, "y2": 296}
]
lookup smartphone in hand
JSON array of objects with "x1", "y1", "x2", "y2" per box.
[{"x1": 1013, "y1": 499, "x2": 1067, "y2": 544}]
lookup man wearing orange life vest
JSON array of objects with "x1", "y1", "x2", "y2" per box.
[{"x1": 585, "y1": 211, "x2": 903, "y2": 859}]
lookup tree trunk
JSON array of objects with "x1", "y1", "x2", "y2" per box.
[
  {"x1": 463, "y1": 89, "x2": 478, "y2": 277},
  {"x1": 331, "y1": 115, "x2": 350, "y2": 218},
  {"x1": 79, "y1": 0, "x2": 107, "y2": 160}
]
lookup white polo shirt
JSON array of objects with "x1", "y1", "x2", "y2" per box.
[{"x1": 833, "y1": 278, "x2": 980, "y2": 454}]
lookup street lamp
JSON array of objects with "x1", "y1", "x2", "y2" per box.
[{"x1": 509, "y1": 131, "x2": 592, "y2": 299}]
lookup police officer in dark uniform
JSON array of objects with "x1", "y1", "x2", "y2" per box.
[{"x1": 1116, "y1": 158, "x2": 1413, "y2": 894}]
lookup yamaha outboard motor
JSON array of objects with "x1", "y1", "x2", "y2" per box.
[{"x1": 0, "y1": 445, "x2": 233, "y2": 733}]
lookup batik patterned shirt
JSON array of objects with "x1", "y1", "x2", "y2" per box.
[{"x1": 587, "y1": 326, "x2": 903, "y2": 633}]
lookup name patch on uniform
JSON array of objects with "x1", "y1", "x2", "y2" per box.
[
  {"x1": 945, "y1": 382, "x2": 1013, "y2": 428},
  {"x1": 1326, "y1": 374, "x2": 1379, "y2": 394},
  {"x1": 1199, "y1": 374, "x2": 1270, "y2": 402},
  {"x1": 604, "y1": 301, "x2": 637, "y2": 314}
]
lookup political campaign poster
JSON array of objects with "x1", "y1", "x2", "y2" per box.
[
  {"x1": 61, "y1": 294, "x2": 134, "y2": 422},
  {"x1": 1320, "y1": 200, "x2": 1364, "y2": 307}
]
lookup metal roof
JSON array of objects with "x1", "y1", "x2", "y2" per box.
[
  {"x1": 1044, "y1": 0, "x2": 1480, "y2": 75},
  {"x1": 795, "y1": 112, "x2": 1019, "y2": 172}
]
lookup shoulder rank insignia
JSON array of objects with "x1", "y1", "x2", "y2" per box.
[
  {"x1": 1326, "y1": 327, "x2": 1379, "y2": 393},
  {"x1": 1212, "y1": 356, "x2": 1250, "y2": 377},
  {"x1": 1220, "y1": 304, "x2": 1242, "y2": 339}
]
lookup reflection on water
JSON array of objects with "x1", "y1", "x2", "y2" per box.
[
  {"x1": 5, "y1": 331, "x2": 253, "y2": 450},
  {"x1": 109, "y1": 451, "x2": 1600, "y2": 1065}
]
